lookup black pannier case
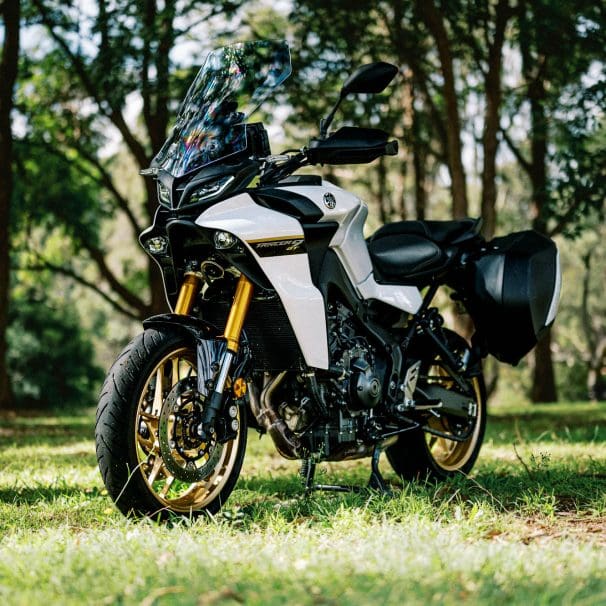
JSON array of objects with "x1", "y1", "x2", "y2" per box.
[{"x1": 465, "y1": 230, "x2": 560, "y2": 365}]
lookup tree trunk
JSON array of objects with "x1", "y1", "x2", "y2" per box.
[
  {"x1": 410, "y1": 83, "x2": 427, "y2": 220},
  {"x1": 480, "y1": 0, "x2": 510, "y2": 239},
  {"x1": 417, "y1": 0, "x2": 468, "y2": 218},
  {"x1": 588, "y1": 338, "x2": 606, "y2": 402},
  {"x1": 531, "y1": 330, "x2": 557, "y2": 403},
  {"x1": 376, "y1": 156, "x2": 389, "y2": 224},
  {"x1": 0, "y1": 0, "x2": 20, "y2": 409},
  {"x1": 519, "y1": 0, "x2": 558, "y2": 403},
  {"x1": 580, "y1": 251, "x2": 605, "y2": 401},
  {"x1": 528, "y1": 73, "x2": 558, "y2": 402}
]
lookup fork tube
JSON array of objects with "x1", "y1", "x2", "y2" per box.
[
  {"x1": 223, "y1": 274, "x2": 254, "y2": 353},
  {"x1": 174, "y1": 271, "x2": 203, "y2": 315},
  {"x1": 214, "y1": 274, "x2": 254, "y2": 394},
  {"x1": 199, "y1": 274, "x2": 254, "y2": 435}
]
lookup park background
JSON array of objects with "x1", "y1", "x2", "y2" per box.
[{"x1": 0, "y1": 1, "x2": 605, "y2": 604}]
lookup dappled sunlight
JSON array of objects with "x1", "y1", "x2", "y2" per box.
[{"x1": 1, "y1": 405, "x2": 606, "y2": 602}]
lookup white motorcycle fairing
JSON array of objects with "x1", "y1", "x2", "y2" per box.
[
  {"x1": 281, "y1": 181, "x2": 423, "y2": 314},
  {"x1": 196, "y1": 184, "x2": 423, "y2": 371},
  {"x1": 196, "y1": 192, "x2": 329, "y2": 369}
]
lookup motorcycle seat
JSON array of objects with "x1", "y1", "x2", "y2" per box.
[
  {"x1": 367, "y1": 218, "x2": 482, "y2": 285},
  {"x1": 371, "y1": 218, "x2": 481, "y2": 245}
]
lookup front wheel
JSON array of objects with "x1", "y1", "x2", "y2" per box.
[
  {"x1": 95, "y1": 328, "x2": 247, "y2": 520},
  {"x1": 387, "y1": 333, "x2": 487, "y2": 481}
]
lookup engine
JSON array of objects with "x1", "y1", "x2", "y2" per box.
[
  {"x1": 325, "y1": 302, "x2": 385, "y2": 414},
  {"x1": 250, "y1": 301, "x2": 389, "y2": 462}
]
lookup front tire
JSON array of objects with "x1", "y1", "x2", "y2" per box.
[{"x1": 95, "y1": 328, "x2": 247, "y2": 520}]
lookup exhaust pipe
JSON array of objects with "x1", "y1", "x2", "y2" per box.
[{"x1": 247, "y1": 373, "x2": 303, "y2": 460}]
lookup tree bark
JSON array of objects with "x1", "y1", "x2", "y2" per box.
[
  {"x1": 417, "y1": 0, "x2": 468, "y2": 218},
  {"x1": 528, "y1": 75, "x2": 557, "y2": 401},
  {"x1": 376, "y1": 156, "x2": 389, "y2": 224},
  {"x1": 480, "y1": 0, "x2": 510, "y2": 239},
  {"x1": 35, "y1": 0, "x2": 175, "y2": 318},
  {"x1": 519, "y1": 0, "x2": 558, "y2": 402},
  {"x1": 588, "y1": 338, "x2": 606, "y2": 402},
  {"x1": 531, "y1": 330, "x2": 557, "y2": 402},
  {"x1": 0, "y1": 0, "x2": 20, "y2": 408},
  {"x1": 410, "y1": 81, "x2": 427, "y2": 220},
  {"x1": 581, "y1": 251, "x2": 605, "y2": 401}
]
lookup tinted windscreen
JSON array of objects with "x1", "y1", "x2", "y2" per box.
[{"x1": 151, "y1": 40, "x2": 291, "y2": 178}]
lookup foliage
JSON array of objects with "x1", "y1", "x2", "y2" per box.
[
  {"x1": 6, "y1": 291, "x2": 103, "y2": 409},
  {"x1": 0, "y1": 0, "x2": 603, "y2": 408},
  {"x1": 1, "y1": 404, "x2": 606, "y2": 603}
]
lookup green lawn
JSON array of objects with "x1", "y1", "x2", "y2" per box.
[{"x1": 1, "y1": 402, "x2": 605, "y2": 605}]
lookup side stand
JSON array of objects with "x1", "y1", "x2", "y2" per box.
[
  {"x1": 300, "y1": 446, "x2": 391, "y2": 495},
  {"x1": 367, "y1": 446, "x2": 390, "y2": 492}
]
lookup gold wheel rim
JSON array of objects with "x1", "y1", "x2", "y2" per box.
[
  {"x1": 424, "y1": 366, "x2": 483, "y2": 472},
  {"x1": 135, "y1": 346, "x2": 240, "y2": 513}
]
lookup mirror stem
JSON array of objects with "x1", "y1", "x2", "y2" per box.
[{"x1": 320, "y1": 94, "x2": 344, "y2": 139}]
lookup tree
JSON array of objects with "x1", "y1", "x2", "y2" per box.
[
  {"x1": 289, "y1": 0, "x2": 515, "y2": 229},
  {"x1": 7, "y1": 287, "x2": 104, "y2": 408},
  {"x1": 415, "y1": 0, "x2": 470, "y2": 219},
  {"x1": 0, "y1": 0, "x2": 20, "y2": 408},
  {"x1": 503, "y1": 0, "x2": 605, "y2": 402},
  {"x1": 21, "y1": 0, "x2": 242, "y2": 320},
  {"x1": 581, "y1": 247, "x2": 606, "y2": 401}
]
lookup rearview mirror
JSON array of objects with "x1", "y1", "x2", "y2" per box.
[
  {"x1": 319, "y1": 61, "x2": 399, "y2": 139},
  {"x1": 341, "y1": 62, "x2": 398, "y2": 96}
]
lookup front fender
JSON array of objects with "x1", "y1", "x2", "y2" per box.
[
  {"x1": 142, "y1": 313, "x2": 221, "y2": 341},
  {"x1": 142, "y1": 313, "x2": 258, "y2": 427}
]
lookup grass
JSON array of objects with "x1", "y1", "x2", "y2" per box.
[{"x1": 1, "y1": 402, "x2": 606, "y2": 605}]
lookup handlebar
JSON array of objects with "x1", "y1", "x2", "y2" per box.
[{"x1": 259, "y1": 151, "x2": 308, "y2": 185}]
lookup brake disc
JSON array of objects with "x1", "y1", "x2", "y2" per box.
[{"x1": 158, "y1": 377, "x2": 224, "y2": 482}]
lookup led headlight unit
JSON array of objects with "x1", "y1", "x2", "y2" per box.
[
  {"x1": 157, "y1": 182, "x2": 171, "y2": 205},
  {"x1": 187, "y1": 175, "x2": 235, "y2": 206}
]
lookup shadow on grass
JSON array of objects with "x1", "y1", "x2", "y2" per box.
[
  {"x1": 0, "y1": 420, "x2": 93, "y2": 443},
  {"x1": 231, "y1": 462, "x2": 606, "y2": 525},
  {"x1": 1, "y1": 405, "x2": 605, "y2": 526},
  {"x1": 487, "y1": 404, "x2": 606, "y2": 444},
  {"x1": 0, "y1": 484, "x2": 104, "y2": 506}
]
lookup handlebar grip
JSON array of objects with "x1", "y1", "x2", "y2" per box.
[{"x1": 384, "y1": 140, "x2": 398, "y2": 156}]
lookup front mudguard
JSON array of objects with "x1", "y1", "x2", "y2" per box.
[
  {"x1": 142, "y1": 313, "x2": 221, "y2": 341},
  {"x1": 142, "y1": 314, "x2": 257, "y2": 428}
]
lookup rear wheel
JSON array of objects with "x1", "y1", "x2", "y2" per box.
[
  {"x1": 95, "y1": 328, "x2": 247, "y2": 520},
  {"x1": 387, "y1": 334, "x2": 486, "y2": 481}
]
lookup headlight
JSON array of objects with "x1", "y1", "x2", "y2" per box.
[
  {"x1": 187, "y1": 175, "x2": 235, "y2": 206},
  {"x1": 157, "y1": 182, "x2": 171, "y2": 205}
]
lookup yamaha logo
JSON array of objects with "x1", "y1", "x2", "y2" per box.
[{"x1": 323, "y1": 192, "x2": 336, "y2": 209}]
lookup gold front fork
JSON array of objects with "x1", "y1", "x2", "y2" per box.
[
  {"x1": 223, "y1": 274, "x2": 254, "y2": 352},
  {"x1": 173, "y1": 271, "x2": 253, "y2": 354},
  {"x1": 174, "y1": 271, "x2": 203, "y2": 315}
]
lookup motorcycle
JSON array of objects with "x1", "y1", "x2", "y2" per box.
[{"x1": 95, "y1": 40, "x2": 561, "y2": 520}]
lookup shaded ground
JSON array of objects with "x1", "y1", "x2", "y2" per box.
[{"x1": 0, "y1": 402, "x2": 605, "y2": 604}]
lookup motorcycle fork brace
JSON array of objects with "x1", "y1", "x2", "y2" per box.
[{"x1": 175, "y1": 272, "x2": 254, "y2": 437}]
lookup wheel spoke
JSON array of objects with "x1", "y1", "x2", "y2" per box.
[
  {"x1": 152, "y1": 367, "x2": 164, "y2": 416},
  {"x1": 147, "y1": 455, "x2": 164, "y2": 485},
  {"x1": 138, "y1": 434, "x2": 154, "y2": 453},
  {"x1": 172, "y1": 357, "x2": 180, "y2": 386},
  {"x1": 159, "y1": 474, "x2": 175, "y2": 498}
]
